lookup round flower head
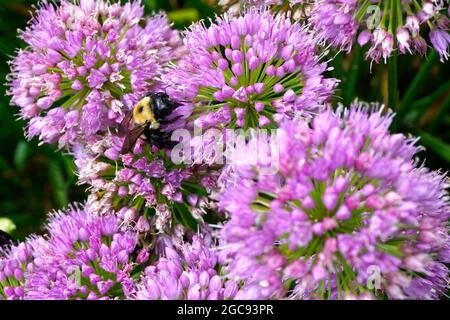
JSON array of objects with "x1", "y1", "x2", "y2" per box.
[
  {"x1": 0, "y1": 242, "x2": 34, "y2": 299},
  {"x1": 310, "y1": 0, "x2": 450, "y2": 62},
  {"x1": 163, "y1": 8, "x2": 336, "y2": 130},
  {"x1": 7, "y1": 0, "x2": 181, "y2": 148},
  {"x1": 25, "y1": 205, "x2": 138, "y2": 299},
  {"x1": 219, "y1": 104, "x2": 449, "y2": 299},
  {"x1": 135, "y1": 235, "x2": 238, "y2": 300},
  {"x1": 73, "y1": 133, "x2": 217, "y2": 233}
]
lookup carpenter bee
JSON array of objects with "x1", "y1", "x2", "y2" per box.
[
  {"x1": 119, "y1": 92, "x2": 179, "y2": 154},
  {"x1": 0, "y1": 230, "x2": 14, "y2": 250}
]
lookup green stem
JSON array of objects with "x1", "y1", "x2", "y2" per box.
[
  {"x1": 387, "y1": 0, "x2": 399, "y2": 113},
  {"x1": 411, "y1": 129, "x2": 450, "y2": 163},
  {"x1": 387, "y1": 52, "x2": 398, "y2": 111},
  {"x1": 380, "y1": 0, "x2": 389, "y2": 27},
  {"x1": 396, "y1": 0, "x2": 403, "y2": 26},
  {"x1": 344, "y1": 47, "x2": 362, "y2": 105},
  {"x1": 388, "y1": 0, "x2": 395, "y2": 33},
  {"x1": 355, "y1": 0, "x2": 370, "y2": 21}
]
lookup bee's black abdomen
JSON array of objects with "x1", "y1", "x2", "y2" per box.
[
  {"x1": 148, "y1": 92, "x2": 179, "y2": 120},
  {"x1": 143, "y1": 128, "x2": 176, "y2": 149}
]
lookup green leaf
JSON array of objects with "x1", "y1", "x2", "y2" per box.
[
  {"x1": 172, "y1": 202, "x2": 199, "y2": 231},
  {"x1": 394, "y1": 51, "x2": 438, "y2": 129},
  {"x1": 414, "y1": 130, "x2": 450, "y2": 163},
  {"x1": 343, "y1": 47, "x2": 362, "y2": 105},
  {"x1": 48, "y1": 160, "x2": 69, "y2": 209},
  {"x1": 409, "y1": 81, "x2": 450, "y2": 125},
  {"x1": 143, "y1": 0, "x2": 159, "y2": 10},
  {"x1": 167, "y1": 8, "x2": 200, "y2": 25},
  {"x1": 61, "y1": 155, "x2": 77, "y2": 184},
  {"x1": 0, "y1": 217, "x2": 16, "y2": 234},
  {"x1": 13, "y1": 140, "x2": 30, "y2": 170}
]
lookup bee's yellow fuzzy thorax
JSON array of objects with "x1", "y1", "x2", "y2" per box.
[{"x1": 133, "y1": 97, "x2": 157, "y2": 125}]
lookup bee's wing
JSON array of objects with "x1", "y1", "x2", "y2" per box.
[
  {"x1": 120, "y1": 125, "x2": 146, "y2": 154},
  {"x1": 118, "y1": 111, "x2": 134, "y2": 137}
]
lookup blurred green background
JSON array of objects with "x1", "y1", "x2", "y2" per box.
[{"x1": 0, "y1": 0, "x2": 448, "y2": 240}]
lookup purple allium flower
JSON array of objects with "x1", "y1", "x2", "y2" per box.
[
  {"x1": 163, "y1": 8, "x2": 336, "y2": 129},
  {"x1": 24, "y1": 205, "x2": 138, "y2": 299},
  {"x1": 135, "y1": 235, "x2": 238, "y2": 300},
  {"x1": 0, "y1": 242, "x2": 34, "y2": 300},
  {"x1": 309, "y1": 0, "x2": 449, "y2": 62},
  {"x1": 430, "y1": 28, "x2": 450, "y2": 61},
  {"x1": 219, "y1": 103, "x2": 449, "y2": 299},
  {"x1": 7, "y1": 0, "x2": 181, "y2": 148},
  {"x1": 73, "y1": 132, "x2": 215, "y2": 233},
  {"x1": 310, "y1": 0, "x2": 359, "y2": 53}
]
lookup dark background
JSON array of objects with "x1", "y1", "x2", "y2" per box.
[{"x1": 0, "y1": 0, "x2": 448, "y2": 240}]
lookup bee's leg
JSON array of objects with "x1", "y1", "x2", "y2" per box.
[{"x1": 140, "y1": 134, "x2": 149, "y2": 143}]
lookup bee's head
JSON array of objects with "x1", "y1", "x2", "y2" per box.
[
  {"x1": 147, "y1": 92, "x2": 178, "y2": 119},
  {"x1": 133, "y1": 96, "x2": 157, "y2": 126}
]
